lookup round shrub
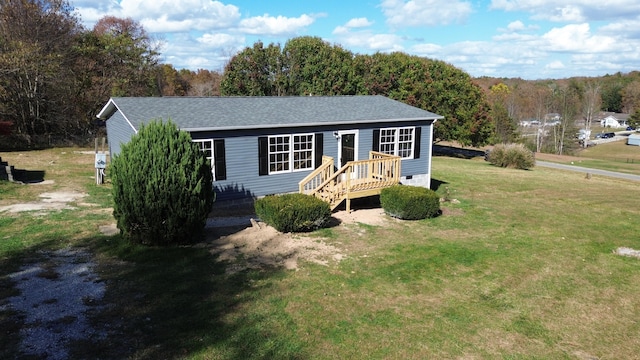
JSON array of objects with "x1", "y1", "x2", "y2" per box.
[
  {"x1": 487, "y1": 143, "x2": 535, "y2": 170},
  {"x1": 110, "y1": 120, "x2": 214, "y2": 245},
  {"x1": 254, "y1": 193, "x2": 330, "y2": 233},
  {"x1": 380, "y1": 185, "x2": 440, "y2": 220}
]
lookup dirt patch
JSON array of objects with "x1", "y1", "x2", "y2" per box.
[
  {"x1": 0, "y1": 191, "x2": 87, "y2": 214},
  {"x1": 204, "y1": 208, "x2": 390, "y2": 273},
  {"x1": 614, "y1": 247, "x2": 640, "y2": 259}
]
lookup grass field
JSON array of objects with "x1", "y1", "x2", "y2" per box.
[
  {"x1": 531, "y1": 138, "x2": 640, "y2": 176},
  {"x1": 1, "y1": 148, "x2": 640, "y2": 359}
]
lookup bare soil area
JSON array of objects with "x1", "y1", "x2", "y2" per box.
[{"x1": 204, "y1": 207, "x2": 391, "y2": 273}]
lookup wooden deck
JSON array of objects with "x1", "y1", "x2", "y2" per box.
[{"x1": 299, "y1": 152, "x2": 401, "y2": 212}]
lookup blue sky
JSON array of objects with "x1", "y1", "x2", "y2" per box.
[{"x1": 74, "y1": 0, "x2": 640, "y2": 80}]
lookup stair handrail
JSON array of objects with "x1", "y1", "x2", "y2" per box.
[{"x1": 299, "y1": 155, "x2": 335, "y2": 194}]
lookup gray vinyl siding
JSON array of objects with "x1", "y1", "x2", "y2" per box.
[
  {"x1": 105, "y1": 112, "x2": 136, "y2": 157},
  {"x1": 191, "y1": 121, "x2": 433, "y2": 200},
  {"x1": 101, "y1": 95, "x2": 440, "y2": 201},
  {"x1": 194, "y1": 127, "x2": 335, "y2": 201}
]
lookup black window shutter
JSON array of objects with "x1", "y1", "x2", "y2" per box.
[
  {"x1": 372, "y1": 129, "x2": 380, "y2": 152},
  {"x1": 213, "y1": 139, "x2": 226, "y2": 181},
  {"x1": 414, "y1": 127, "x2": 421, "y2": 159},
  {"x1": 258, "y1": 137, "x2": 268, "y2": 176},
  {"x1": 315, "y1": 133, "x2": 323, "y2": 168}
]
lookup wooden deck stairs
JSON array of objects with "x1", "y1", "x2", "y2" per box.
[{"x1": 299, "y1": 152, "x2": 401, "y2": 212}]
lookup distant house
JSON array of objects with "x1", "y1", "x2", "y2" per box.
[
  {"x1": 97, "y1": 96, "x2": 443, "y2": 210},
  {"x1": 628, "y1": 133, "x2": 640, "y2": 146},
  {"x1": 599, "y1": 113, "x2": 629, "y2": 128}
]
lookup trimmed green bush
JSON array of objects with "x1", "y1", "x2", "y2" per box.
[
  {"x1": 380, "y1": 185, "x2": 440, "y2": 220},
  {"x1": 255, "y1": 193, "x2": 330, "y2": 233},
  {"x1": 487, "y1": 143, "x2": 535, "y2": 170},
  {"x1": 111, "y1": 120, "x2": 214, "y2": 245}
]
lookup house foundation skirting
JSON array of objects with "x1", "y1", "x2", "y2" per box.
[{"x1": 400, "y1": 174, "x2": 431, "y2": 189}]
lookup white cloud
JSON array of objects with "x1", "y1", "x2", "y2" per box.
[
  {"x1": 542, "y1": 23, "x2": 615, "y2": 52},
  {"x1": 345, "y1": 17, "x2": 373, "y2": 28},
  {"x1": 545, "y1": 60, "x2": 565, "y2": 70},
  {"x1": 490, "y1": 0, "x2": 640, "y2": 22},
  {"x1": 76, "y1": 0, "x2": 241, "y2": 32},
  {"x1": 237, "y1": 14, "x2": 315, "y2": 35},
  {"x1": 197, "y1": 33, "x2": 244, "y2": 48},
  {"x1": 333, "y1": 28, "x2": 404, "y2": 52},
  {"x1": 380, "y1": 0, "x2": 473, "y2": 27}
]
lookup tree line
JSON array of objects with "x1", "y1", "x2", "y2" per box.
[
  {"x1": 0, "y1": 0, "x2": 221, "y2": 148},
  {"x1": 2, "y1": 0, "x2": 640, "y2": 153}
]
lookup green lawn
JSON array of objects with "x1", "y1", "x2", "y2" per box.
[
  {"x1": 544, "y1": 139, "x2": 640, "y2": 175},
  {"x1": 1, "y1": 149, "x2": 640, "y2": 359}
]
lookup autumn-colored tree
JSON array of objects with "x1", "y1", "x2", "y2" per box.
[
  {"x1": 552, "y1": 85, "x2": 579, "y2": 155},
  {"x1": 0, "y1": 0, "x2": 82, "y2": 140},
  {"x1": 157, "y1": 64, "x2": 190, "y2": 96},
  {"x1": 183, "y1": 69, "x2": 222, "y2": 96},
  {"x1": 489, "y1": 83, "x2": 517, "y2": 144},
  {"x1": 628, "y1": 109, "x2": 640, "y2": 129},
  {"x1": 622, "y1": 79, "x2": 640, "y2": 114},
  {"x1": 91, "y1": 16, "x2": 160, "y2": 97},
  {"x1": 580, "y1": 80, "x2": 601, "y2": 148}
]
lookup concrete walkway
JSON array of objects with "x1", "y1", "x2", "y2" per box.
[{"x1": 536, "y1": 161, "x2": 640, "y2": 182}]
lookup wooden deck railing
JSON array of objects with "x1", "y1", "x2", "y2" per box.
[
  {"x1": 299, "y1": 151, "x2": 401, "y2": 212},
  {"x1": 299, "y1": 155, "x2": 335, "y2": 194}
]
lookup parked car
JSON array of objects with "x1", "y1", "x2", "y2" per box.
[
  {"x1": 626, "y1": 126, "x2": 636, "y2": 131},
  {"x1": 596, "y1": 132, "x2": 615, "y2": 139}
]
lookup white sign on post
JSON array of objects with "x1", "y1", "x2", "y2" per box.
[{"x1": 95, "y1": 153, "x2": 107, "y2": 169}]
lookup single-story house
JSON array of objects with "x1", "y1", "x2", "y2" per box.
[
  {"x1": 600, "y1": 113, "x2": 629, "y2": 128},
  {"x1": 628, "y1": 133, "x2": 640, "y2": 146},
  {"x1": 97, "y1": 96, "x2": 443, "y2": 207}
]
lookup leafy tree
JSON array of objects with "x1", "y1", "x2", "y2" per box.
[
  {"x1": 90, "y1": 16, "x2": 160, "y2": 97},
  {"x1": 221, "y1": 37, "x2": 493, "y2": 146},
  {"x1": 489, "y1": 83, "x2": 517, "y2": 143},
  {"x1": 111, "y1": 120, "x2": 214, "y2": 245},
  {"x1": 157, "y1": 64, "x2": 190, "y2": 96},
  {"x1": 552, "y1": 85, "x2": 579, "y2": 155},
  {"x1": 600, "y1": 78, "x2": 624, "y2": 113},
  {"x1": 622, "y1": 79, "x2": 640, "y2": 114},
  {"x1": 0, "y1": 0, "x2": 83, "y2": 140},
  {"x1": 220, "y1": 41, "x2": 285, "y2": 96},
  {"x1": 182, "y1": 69, "x2": 222, "y2": 96},
  {"x1": 580, "y1": 80, "x2": 601, "y2": 147},
  {"x1": 283, "y1": 36, "x2": 356, "y2": 95},
  {"x1": 629, "y1": 109, "x2": 640, "y2": 129},
  {"x1": 421, "y1": 59, "x2": 493, "y2": 147}
]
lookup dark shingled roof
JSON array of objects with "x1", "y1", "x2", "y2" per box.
[{"x1": 97, "y1": 95, "x2": 443, "y2": 131}]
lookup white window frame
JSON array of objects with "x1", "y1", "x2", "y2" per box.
[
  {"x1": 379, "y1": 126, "x2": 415, "y2": 159},
  {"x1": 192, "y1": 139, "x2": 216, "y2": 179},
  {"x1": 268, "y1": 133, "x2": 315, "y2": 174}
]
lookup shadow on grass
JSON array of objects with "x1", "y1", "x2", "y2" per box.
[
  {"x1": 433, "y1": 144, "x2": 485, "y2": 159},
  {"x1": 1, "y1": 232, "x2": 307, "y2": 360},
  {"x1": 87, "y1": 233, "x2": 307, "y2": 360}
]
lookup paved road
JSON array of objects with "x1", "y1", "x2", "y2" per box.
[{"x1": 536, "y1": 161, "x2": 640, "y2": 182}]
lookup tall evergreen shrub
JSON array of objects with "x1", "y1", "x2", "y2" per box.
[{"x1": 111, "y1": 120, "x2": 214, "y2": 245}]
